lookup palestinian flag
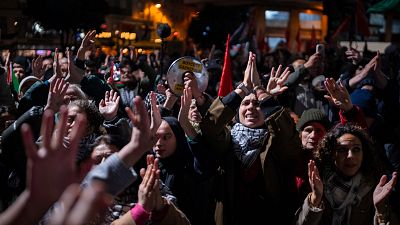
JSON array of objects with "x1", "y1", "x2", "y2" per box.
[{"x1": 7, "y1": 63, "x2": 19, "y2": 93}]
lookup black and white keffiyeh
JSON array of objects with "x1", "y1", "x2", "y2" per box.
[
  {"x1": 144, "y1": 92, "x2": 167, "y2": 111},
  {"x1": 231, "y1": 123, "x2": 267, "y2": 169},
  {"x1": 119, "y1": 87, "x2": 136, "y2": 110}
]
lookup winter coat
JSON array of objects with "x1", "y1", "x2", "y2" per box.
[{"x1": 201, "y1": 93, "x2": 304, "y2": 225}]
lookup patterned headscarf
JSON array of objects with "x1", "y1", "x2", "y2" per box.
[{"x1": 231, "y1": 122, "x2": 267, "y2": 169}]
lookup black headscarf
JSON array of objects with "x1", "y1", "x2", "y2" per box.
[{"x1": 156, "y1": 117, "x2": 193, "y2": 193}]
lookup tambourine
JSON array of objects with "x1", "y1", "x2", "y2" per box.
[{"x1": 166, "y1": 57, "x2": 209, "y2": 96}]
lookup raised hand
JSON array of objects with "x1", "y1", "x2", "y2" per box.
[
  {"x1": 373, "y1": 172, "x2": 398, "y2": 213},
  {"x1": 102, "y1": 54, "x2": 110, "y2": 67},
  {"x1": 77, "y1": 30, "x2": 96, "y2": 61},
  {"x1": 266, "y1": 65, "x2": 290, "y2": 96},
  {"x1": 99, "y1": 90, "x2": 120, "y2": 121},
  {"x1": 250, "y1": 52, "x2": 262, "y2": 88},
  {"x1": 178, "y1": 87, "x2": 192, "y2": 123},
  {"x1": 163, "y1": 88, "x2": 177, "y2": 110},
  {"x1": 45, "y1": 78, "x2": 69, "y2": 112},
  {"x1": 345, "y1": 48, "x2": 362, "y2": 65},
  {"x1": 324, "y1": 78, "x2": 353, "y2": 112},
  {"x1": 64, "y1": 47, "x2": 84, "y2": 84},
  {"x1": 178, "y1": 88, "x2": 197, "y2": 139},
  {"x1": 183, "y1": 72, "x2": 201, "y2": 98},
  {"x1": 138, "y1": 155, "x2": 162, "y2": 212},
  {"x1": 349, "y1": 51, "x2": 387, "y2": 90},
  {"x1": 32, "y1": 56, "x2": 46, "y2": 79},
  {"x1": 303, "y1": 52, "x2": 322, "y2": 71},
  {"x1": 81, "y1": 30, "x2": 96, "y2": 52},
  {"x1": 4, "y1": 50, "x2": 10, "y2": 68},
  {"x1": 364, "y1": 51, "x2": 380, "y2": 72},
  {"x1": 243, "y1": 51, "x2": 255, "y2": 89},
  {"x1": 0, "y1": 107, "x2": 87, "y2": 225},
  {"x1": 308, "y1": 160, "x2": 323, "y2": 207},
  {"x1": 47, "y1": 48, "x2": 63, "y2": 84},
  {"x1": 47, "y1": 181, "x2": 112, "y2": 225},
  {"x1": 22, "y1": 106, "x2": 87, "y2": 208},
  {"x1": 118, "y1": 97, "x2": 153, "y2": 166},
  {"x1": 149, "y1": 91, "x2": 162, "y2": 138}
]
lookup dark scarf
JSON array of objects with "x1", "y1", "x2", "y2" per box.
[{"x1": 156, "y1": 117, "x2": 192, "y2": 191}]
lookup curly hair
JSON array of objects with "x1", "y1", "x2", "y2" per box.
[
  {"x1": 68, "y1": 100, "x2": 103, "y2": 134},
  {"x1": 315, "y1": 123, "x2": 383, "y2": 184}
]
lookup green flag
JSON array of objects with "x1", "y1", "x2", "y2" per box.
[{"x1": 9, "y1": 64, "x2": 20, "y2": 93}]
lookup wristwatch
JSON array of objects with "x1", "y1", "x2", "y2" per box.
[{"x1": 236, "y1": 83, "x2": 251, "y2": 95}]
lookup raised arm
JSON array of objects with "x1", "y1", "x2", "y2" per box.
[
  {"x1": 372, "y1": 51, "x2": 388, "y2": 90},
  {"x1": 77, "y1": 30, "x2": 96, "y2": 62},
  {"x1": 111, "y1": 155, "x2": 191, "y2": 225},
  {"x1": 324, "y1": 78, "x2": 367, "y2": 130},
  {"x1": 47, "y1": 49, "x2": 63, "y2": 84},
  {"x1": 31, "y1": 56, "x2": 46, "y2": 80},
  {"x1": 0, "y1": 50, "x2": 14, "y2": 106},
  {"x1": 178, "y1": 88, "x2": 198, "y2": 139},
  {"x1": 349, "y1": 52, "x2": 379, "y2": 89},
  {"x1": 373, "y1": 172, "x2": 398, "y2": 224},
  {"x1": 118, "y1": 97, "x2": 157, "y2": 167},
  {"x1": 99, "y1": 90, "x2": 120, "y2": 121},
  {"x1": 44, "y1": 78, "x2": 69, "y2": 113},
  {"x1": 65, "y1": 47, "x2": 84, "y2": 84},
  {"x1": 0, "y1": 106, "x2": 87, "y2": 225},
  {"x1": 296, "y1": 160, "x2": 324, "y2": 225}
]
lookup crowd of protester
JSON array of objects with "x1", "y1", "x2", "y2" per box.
[{"x1": 0, "y1": 29, "x2": 399, "y2": 225}]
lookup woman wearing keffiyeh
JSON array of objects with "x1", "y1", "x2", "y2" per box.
[
  {"x1": 200, "y1": 52, "x2": 304, "y2": 225},
  {"x1": 296, "y1": 124, "x2": 398, "y2": 225}
]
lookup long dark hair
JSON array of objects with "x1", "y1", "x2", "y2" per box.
[{"x1": 315, "y1": 123, "x2": 383, "y2": 184}]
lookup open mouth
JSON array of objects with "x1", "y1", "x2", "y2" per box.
[{"x1": 245, "y1": 114, "x2": 258, "y2": 119}]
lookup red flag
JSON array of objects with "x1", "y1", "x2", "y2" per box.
[
  {"x1": 331, "y1": 16, "x2": 351, "y2": 41},
  {"x1": 218, "y1": 34, "x2": 233, "y2": 97},
  {"x1": 6, "y1": 63, "x2": 12, "y2": 85},
  {"x1": 296, "y1": 28, "x2": 301, "y2": 53}
]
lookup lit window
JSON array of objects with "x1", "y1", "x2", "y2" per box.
[
  {"x1": 392, "y1": 19, "x2": 400, "y2": 34},
  {"x1": 265, "y1": 11, "x2": 290, "y2": 28},
  {"x1": 299, "y1": 13, "x2": 321, "y2": 29},
  {"x1": 369, "y1": 13, "x2": 385, "y2": 33},
  {"x1": 267, "y1": 37, "x2": 287, "y2": 49}
]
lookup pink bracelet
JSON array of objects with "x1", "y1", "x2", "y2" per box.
[{"x1": 130, "y1": 204, "x2": 150, "y2": 225}]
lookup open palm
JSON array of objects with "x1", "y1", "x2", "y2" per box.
[
  {"x1": 308, "y1": 160, "x2": 323, "y2": 206},
  {"x1": 99, "y1": 90, "x2": 120, "y2": 121},
  {"x1": 266, "y1": 65, "x2": 290, "y2": 96},
  {"x1": 324, "y1": 78, "x2": 353, "y2": 112},
  {"x1": 373, "y1": 172, "x2": 397, "y2": 212}
]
